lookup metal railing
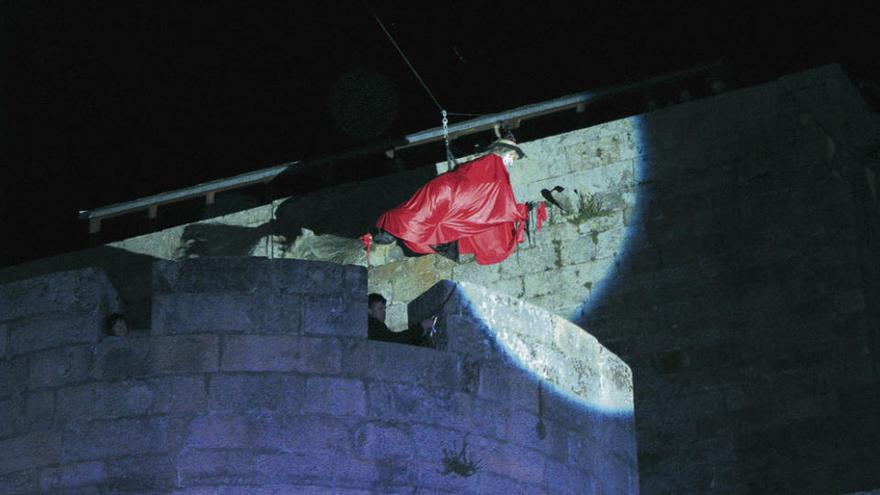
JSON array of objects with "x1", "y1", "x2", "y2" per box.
[{"x1": 79, "y1": 61, "x2": 721, "y2": 233}]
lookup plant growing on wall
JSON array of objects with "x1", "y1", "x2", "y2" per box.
[
  {"x1": 440, "y1": 440, "x2": 481, "y2": 477},
  {"x1": 569, "y1": 192, "x2": 613, "y2": 224}
]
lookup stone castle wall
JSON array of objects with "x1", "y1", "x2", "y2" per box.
[
  {"x1": 2, "y1": 63, "x2": 879, "y2": 493},
  {"x1": 588, "y1": 65, "x2": 880, "y2": 492},
  {"x1": 0, "y1": 259, "x2": 635, "y2": 494}
]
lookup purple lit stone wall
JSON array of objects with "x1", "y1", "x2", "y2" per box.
[{"x1": 0, "y1": 259, "x2": 636, "y2": 494}]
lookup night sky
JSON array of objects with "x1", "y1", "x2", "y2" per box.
[{"x1": 2, "y1": 1, "x2": 878, "y2": 267}]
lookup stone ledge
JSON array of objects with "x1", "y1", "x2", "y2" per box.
[
  {"x1": 0, "y1": 268, "x2": 121, "y2": 324},
  {"x1": 0, "y1": 248, "x2": 632, "y2": 493},
  {"x1": 151, "y1": 259, "x2": 367, "y2": 338}
]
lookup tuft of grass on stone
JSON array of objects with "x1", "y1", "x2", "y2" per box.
[{"x1": 568, "y1": 193, "x2": 613, "y2": 225}]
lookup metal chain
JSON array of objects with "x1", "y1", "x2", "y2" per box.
[{"x1": 442, "y1": 110, "x2": 449, "y2": 149}]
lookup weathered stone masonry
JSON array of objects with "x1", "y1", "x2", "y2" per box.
[
  {"x1": 2, "y1": 63, "x2": 879, "y2": 494},
  {"x1": 0, "y1": 259, "x2": 636, "y2": 494}
]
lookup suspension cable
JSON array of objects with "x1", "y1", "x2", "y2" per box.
[{"x1": 370, "y1": 13, "x2": 444, "y2": 112}]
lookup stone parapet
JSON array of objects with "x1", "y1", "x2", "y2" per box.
[{"x1": 0, "y1": 260, "x2": 636, "y2": 494}]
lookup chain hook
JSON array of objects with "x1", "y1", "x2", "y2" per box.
[{"x1": 441, "y1": 109, "x2": 449, "y2": 147}]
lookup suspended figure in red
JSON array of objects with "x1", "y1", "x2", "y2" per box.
[{"x1": 372, "y1": 133, "x2": 543, "y2": 265}]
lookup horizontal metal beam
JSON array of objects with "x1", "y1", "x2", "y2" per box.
[
  {"x1": 78, "y1": 61, "x2": 721, "y2": 228},
  {"x1": 400, "y1": 61, "x2": 721, "y2": 147},
  {"x1": 78, "y1": 162, "x2": 293, "y2": 222}
]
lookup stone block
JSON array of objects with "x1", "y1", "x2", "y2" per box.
[
  {"x1": 40, "y1": 461, "x2": 105, "y2": 492},
  {"x1": 0, "y1": 430, "x2": 61, "y2": 475},
  {"x1": 498, "y1": 244, "x2": 560, "y2": 278},
  {"x1": 24, "y1": 389, "x2": 55, "y2": 431},
  {"x1": 94, "y1": 336, "x2": 151, "y2": 381},
  {"x1": 353, "y1": 421, "x2": 413, "y2": 460},
  {"x1": 56, "y1": 377, "x2": 206, "y2": 422},
  {"x1": 405, "y1": 458, "x2": 475, "y2": 494},
  {"x1": 470, "y1": 397, "x2": 510, "y2": 441},
  {"x1": 0, "y1": 323, "x2": 7, "y2": 358},
  {"x1": 597, "y1": 455, "x2": 640, "y2": 495},
  {"x1": 99, "y1": 381, "x2": 158, "y2": 418},
  {"x1": 540, "y1": 160, "x2": 634, "y2": 198},
  {"x1": 152, "y1": 292, "x2": 261, "y2": 334},
  {"x1": 477, "y1": 363, "x2": 540, "y2": 413},
  {"x1": 556, "y1": 237, "x2": 595, "y2": 267},
  {"x1": 150, "y1": 376, "x2": 208, "y2": 414},
  {"x1": 428, "y1": 313, "x2": 498, "y2": 364},
  {"x1": 0, "y1": 268, "x2": 120, "y2": 323},
  {"x1": 367, "y1": 381, "x2": 471, "y2": 430},
  {"x1": 480, "y1": 442, "x2": 546, "y2": 486},
  {"x1": 384, "y1": 302, "x2": 408, "y2": 331},
  {"x1": 209, "y1": 373, "x2": 305, "y2": 413},
  {"x1": 490, "y1": 276, "x2": 525, "y2": 299},
  {"x1": 568, "y1": 414, "x2": 637, "y2": 471},
  {"x1": 170, "y1": 486, "x2": 373, "y2": 495},
  {"x1": 62, "y1": 417, "x2": 170, "y2": 461},
  {"x1": 508, "y1": 408, "x2": 568, "y2": 461},
  {"x1": 152, "y1": 292, "x2": 304, "y2": 335},
  {"x1": 176, "y1": 450, "x2": 377, "y2": 487},
  {"x1": 391, "y1": 256, "x2": 447, "y2": 301},
  {"x1": 186, "y1": 414, "x2": 249, "y2": 448},
  {"x1": 150, "y1": 335, "x2": 219, "y2": 374},
  {"x1": 523, "y1": 271, "x2": 559, "y2": 299},
  {"x1": 0, "y1": 396, "x2": 23, "y2": 437},
  {"x1": 452, "y1": 259, "x2": 503, "y2": 287},
  {"x1": 152, "y1": 258, "x2": 274, "y2": 294},
  {"x1": 249, "y1": 414, "x2": 353, "y2": 454},
  {"x1": 56, "y1": 383, "x2": 96, "y2": 424},
  {"x1": 302, "y1": 376, "x2": 366, "y2": 417},
  {"x1": 54, "y1": 384, "x2": 98, "y2": 421},
  {"x1": 29, "y1": 345, "x2": 93, "y2": 389},
  {"x1": 545, "y1": 460, "x2": 595, "y2": 495},
  {"x1": 343, "y1": 264, "x2": 368, "y2": 296},
  {"x1": 0, "y1": 356, "x2": 28, "y2": 397},
  {"x1": 0, "y1": 470, "x2": 39, "y2": 495},
  {"x1": 409, "y1": 423, "x2": 474, "y2": 467},
  {"x1": 275, "y1": 259, "x2": 347, "y2": 295},
  {"x1": 103, "y1": 454, "x2": 177, "y2": 491},
  {"x1": 153, "y1": 258, "x2": 351, "y2": 298},
  {"x1": 302, "y1": 295, "x2": 364, "y2": 337},
  {"x1": 341, "y1": 340, "x2": 459, "y2": 388},
  {"x1": 532, "y1": 217, "x2": 583, "y2": 249},
  {"x1": 221, "y1": 335, "x2": 341, "y2": 374},
  {"x1": 8, "y1": 312, "x2": 102, "y2": 357},
  {"x1": 594, "y1": 226, "x2": 627, "y2": 260}
]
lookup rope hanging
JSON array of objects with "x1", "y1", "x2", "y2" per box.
[{"x1": 369, "y1": 9, "x2": 465, "y2": 170}]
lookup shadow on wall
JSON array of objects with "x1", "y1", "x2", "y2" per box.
[
  {"x1": 574, "y1": 69, "x2": 880, "y2": 493},
  {"x1": 178, "y1": 166, "x2": 437, "y2": 258},
  {"x1": 407, "y1": 279, "x2": 639, "y2": 493}
]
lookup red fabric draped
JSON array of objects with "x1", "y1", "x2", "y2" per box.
[{"x1": 376, "y1": 153, "x2": 527, "y2": 265}]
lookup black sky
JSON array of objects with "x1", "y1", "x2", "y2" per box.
[{"x1": 2, "y1": 1, "x2": 879, "y2": 267}]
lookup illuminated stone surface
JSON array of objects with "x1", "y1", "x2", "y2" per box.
[
  {"x1": 0, "y1": 261, "x2": 636, "y2": 493},
  {"x1": 2, "y1": 64, "x2": 880, "y2": 493}
]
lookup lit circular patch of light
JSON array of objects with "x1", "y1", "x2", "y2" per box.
[{"x1": 455, "y1": 281, "x2": 634, "y2": 415}]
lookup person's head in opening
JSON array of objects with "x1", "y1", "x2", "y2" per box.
[
  {"x1": 367, "y1": 293, "x2": 387, "y2": 323},
  {"x1": 105, "y1": 313, "x2": 129, "y2": 337}
]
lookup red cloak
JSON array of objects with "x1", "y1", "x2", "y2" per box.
[{"x1": 376, "y1": 153, "x2": 527, "y2": 265}]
